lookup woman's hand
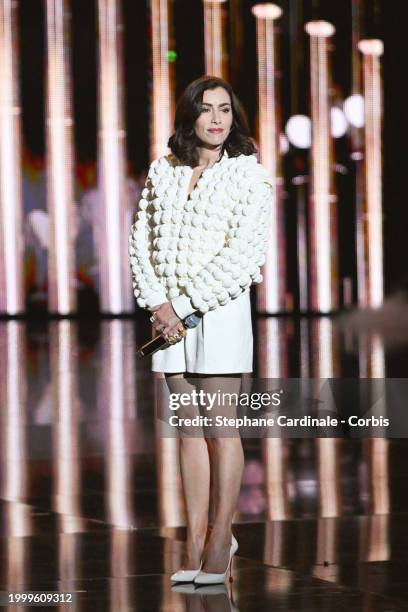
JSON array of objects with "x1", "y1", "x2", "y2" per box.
[
  {"x1": 165, "y1": 321, "x2": 186, "y2": 344},
  {"x1": 148, "y1": 302, "x2": 182, "y2": 337}
]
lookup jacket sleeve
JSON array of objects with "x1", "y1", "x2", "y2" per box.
[
  {"x1": 128, "y1": 165, "x2": 168, "y2": 309},
  {"x1": 171, "y1": 162, "x2": 273, "y2": 317}
]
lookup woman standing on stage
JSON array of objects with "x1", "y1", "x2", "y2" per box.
[{"x1": 129, "y1": 75, "x2": 273, "y2": 584}]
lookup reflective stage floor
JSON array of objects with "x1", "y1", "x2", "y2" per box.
[{"x1": 1, "y1": 305, "x2": 408, "y2": 611}]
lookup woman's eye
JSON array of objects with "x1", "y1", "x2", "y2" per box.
[{"x1": 200, "y1": 107, "x2": 230, "y2": 113}]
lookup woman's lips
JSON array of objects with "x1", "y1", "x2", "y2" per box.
[{"x1": 208, "y1": 129, "x2": 224, "y2": 133}]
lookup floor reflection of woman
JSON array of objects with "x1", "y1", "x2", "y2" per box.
[{"x1": 129, "y1": 76, "x2": 273, "y2": 584}]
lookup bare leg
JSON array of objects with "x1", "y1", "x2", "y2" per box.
[
  {"x1": 198, "y1": 375, "x2": 245, "y2": 573},
  {"x1": 165, "y1": 373, "x2": 210, "y2": 569},
  {"x1": 181, "y1": 375, "x2": 220, "y2": 531}
]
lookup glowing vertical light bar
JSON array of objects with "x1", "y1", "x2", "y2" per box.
[
  {"x1": 361, "y1": 332, "x2": 385, "y2": 378},
  {"x1": 366, "y1": 515, "x2": 390, "y2": 562},
  {"x1": 257, "y1": 318, "x2": 288, "y2": 379},
  {"x1": 257, "y1": 318, "x2": 289, "y2": 521},
  {"x1": 150, "y1": 0, "x2": 175, "y2": 160},
  {"x1": 294, "y1": 176, "x2": 309, "y2": 311},
  {"x1": 0, "y1": 322, "x2": 28, "y2": 516},
  {"x1": 97, "y1": 0, "x2": 131, "y2": 313},
  {"x1": 370, "y1": 439, "x2": 389, "y2": 515},
  {"x1": 305, "y1": 21, "x2": 338, "y2": 313},
  {"x1": 156, "y1": 436, "x2": 184, "y2": 527},
  {"x1": 252, "y1": 4, "x2": 286, "y2": 313},
  {"x1": 98, "y1": 320, "x2": 135, "y2": 528},
  {"x1": 203, "y1": 0, "x2": 228, "y2": 78},
  {"x1": 58, "y1": 533, "x2": 80, "y2": 611},
  {"x1": 262, "y1": 439, "x2": 289, "y2": 521},
  {"x1": 5, "y1": 535, "x2": 30, "y2": 592},
  {"x1": 229, "y1": 0, "x2": 244, "y2": 84},
  {"x1": 311, "y1": 318, "x2": 341, "y2": 518},
  {"x1": 350, "y1": 1, "x2": 366, "y2": 307},
  {"x1": 0, "y1": 322, "x2": 31, "y2": 591},
  {"x1": 45, "y1": 0, "x2": 76, "y2": 314},
  {"x1": 0, "y1": 0, "x2": 24, "y2": 314},
  {"x1": 111, "y1": 531, "x2": 133, "y2": 609},
  {"x1": 358, "y1": 39, "x2": 384, "y2": 308},
  {"x1": 0, "y1": 324, "x2": 31, "y2": 591},
  {"x1": 355, "y1": 160, "x2": 367, "y2": 305},
  {"x1": 317, "y1": 437, "x2": 340, "y2": 517},
  {"x1": 300, "y1": 318, "x2": 310, "y2": 377},
  {"x1": 50, "y1": 321, "x2": 84, "y2": 533},
  {"x1": 359, "y1": 331, "x2": 389, "y2": 519},
  {"x1": 314, "y1": 518, "x2": 338, "y2": 580},
  {"x1": 264, "y1": 523, "x2": 285, "y2": 568}
]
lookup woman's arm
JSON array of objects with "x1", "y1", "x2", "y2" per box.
[
  {"x1": 129, "y1": 164, "x2": 182, "y2": 336},
  {"x1": 128, "y1": 168, "x2": 168, "y2": 309},
  {"x1": 171, "y1": 162, "x2": 273, "y2": 317}
]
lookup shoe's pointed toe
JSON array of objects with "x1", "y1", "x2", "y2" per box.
[
  {"x1": 172, "y1": 536, "x2": 238, "y2": 585},
  {"x1": 170, "y1": 565, "x2": 202, "y2": 583},
  {"x1": 194, "y1": 571, "x2": 225, "y2": 585}
]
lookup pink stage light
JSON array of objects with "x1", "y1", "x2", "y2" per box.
[
  {"x1": 202, "y1": 0, "x2": 228, "y2": 78},
  {"x1": 0, "y1": 322, "x2": 27, "y2": 523},
  {"x1": 50, "y1": 320, "x2": 84, "y2": 533},
  {"x1": 252, "y1": 3, "x2": 286, "y2": 313},
  {"x1": 310, "y1": 317, "x2": 341, "y2": 518},
  {"x1": 358, "y1": 39, "x2": 384, "y2": 308},
  {"x1": 150, "y1": 0, "x2": 175, "y2": 160},
  {"x1": 0, "y1": 0, "x2": 24, "y2": 314},
  {"x1": 305, "y1": 21, "x2": 338, "y2": 313},
  {"x1": 97, "y1": 0, "x2": 132, "y2": 313},
  {"x1": 45, "y1": 0, "x2": 77, "y2": 314}
]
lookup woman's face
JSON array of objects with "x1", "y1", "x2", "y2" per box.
[{"x1": 194, "y1": 87, "x2": 233, "y2": 149}]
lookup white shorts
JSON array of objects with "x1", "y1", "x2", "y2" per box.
[{"x1": 151, "y1": 289, "x2": 253, "y2": 374}]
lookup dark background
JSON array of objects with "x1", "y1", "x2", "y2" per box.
[{"x1": 19, "y1": 0, "x2": 407, "y2": 303}]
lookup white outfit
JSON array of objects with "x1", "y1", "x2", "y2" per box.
[
  {"x1": 128, "y1": 151, "x2": 273, "y2": 373},
  {"x1": 152, "y1": 289, "x2": 253, "y2": 373}
]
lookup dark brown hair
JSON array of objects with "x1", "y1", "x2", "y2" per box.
[{"x1": 168, "y1": 76, "x2": 256, "y2": 167}]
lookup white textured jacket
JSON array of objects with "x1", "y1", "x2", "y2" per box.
[{"x1": 128, "y1": 151, "x2": 273, "y2": 319}]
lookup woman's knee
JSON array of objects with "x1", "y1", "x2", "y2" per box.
[
  {"x1": 179, "y1": 436, "x2": 208, "y2": 449},
  {"x1": 205, "y1": 435, "x2": 243, "y2": 449}
]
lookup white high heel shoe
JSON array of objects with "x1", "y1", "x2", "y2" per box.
[
  {"x1": 170, "y1": 535, "x2": 238, "y2": 583},
  {"x1": 170, "y1": 561, "x2": 203, "y2": 583},
  {"x1": 193, "y1": 535, "x2": 239, "y2": 585}
]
